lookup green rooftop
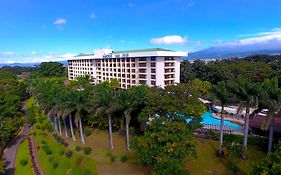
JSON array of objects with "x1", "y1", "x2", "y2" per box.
[
  {"x1": 74, "y1": 48, "x2": 174, "y2": 57},
  {"x1": 112, "y1": 48, "x2": 174, "y2": 54}
]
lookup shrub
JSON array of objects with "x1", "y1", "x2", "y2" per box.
[
  {"x1": 42, "y1": 145, "x2": 52, "y2": 155},
  {"x1": 83, "y1": 147, "x2": 92, "y2": 155},
  {"x1": 75, "y1": 146, "x2": 81, "y2": 152},
  {"x1": 20, "y1": 159, "x2": 28, "y2": 166},
  {"x1": 110, "y1": 155, "x2": 116, "y2": 162},
  {"x1": 120, "y1": 155, "x2": 128, "y2": 163},
  {"x1": 52, "y1": 161, "x2": 59, "y2": 169},
  {"x1": 59, "y1": 149, "x2": 65, "y2": 156},
  {"x1": 84, "y1": 129, "x2": 92, "y2": 136},
  {"x1": 40, "y1": 140, "x2": 46, "y2": 145},
  {"x1": 65, "y1": 151, "x2": 73, "y2": 158},
  {"x1": 76, "y1": 156, "x2": 84, "y2": 165},
  {"x1": 106, "y1": 151, "x2": 116, "y2": 162}
]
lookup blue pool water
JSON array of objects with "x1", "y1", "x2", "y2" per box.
[{"x1": 201, "y1": 112, "x2": 242, "y2": 130}]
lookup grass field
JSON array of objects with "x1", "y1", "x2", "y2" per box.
[
  {"x1": 15, "y1": 140, "x2": 34, "y2": 175},
  {"x1": 185, "y1": 138, "x2": 265, "y2": 175}
]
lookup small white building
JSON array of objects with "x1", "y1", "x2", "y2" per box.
[{"x1": 67, "y1": 48, "x2": 187, "y2": 89}]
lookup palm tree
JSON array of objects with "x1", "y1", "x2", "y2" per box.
[
  {"x1": 93, "y1": 82, "x2": 118, "y2": 149},
  {"x1": 115, "y1": 85, "x2": 148, "y2": 150},
  {"x1": 259, "y1": 78, "x2": 281, "y2": 154},
  {"x1": 228, "y1": 77, "x2": 258, "y2": 158},
  {"x1": 212, "y1": 81, "x2": 232, "y2": 156}
]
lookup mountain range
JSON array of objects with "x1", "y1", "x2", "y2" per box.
[{"x1": 188, "y1": 40, "x2": 281, "y2": 59}]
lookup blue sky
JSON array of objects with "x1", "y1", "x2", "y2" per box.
[{"x1": 0, "y1": 0, "x2": 281, "y2": 63}]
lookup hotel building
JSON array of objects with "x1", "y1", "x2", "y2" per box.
[{"x1": 67, "y1": 48, "x2": 187, "y2": 88}]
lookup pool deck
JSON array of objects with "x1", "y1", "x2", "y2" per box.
[{"x1": 212, "y1": 113, "x2": 245, "y2": 125}]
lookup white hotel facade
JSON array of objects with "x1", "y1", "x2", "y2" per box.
[{"x1": 67, "y1": 48, "x2": 187, "y2": 89}]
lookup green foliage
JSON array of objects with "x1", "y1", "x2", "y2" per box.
[
  {"x1": 250, "y1": 147, "x2": 281, "y2": 175},
  {"x1": 42, "y1": 144, "x2": 53, "y2": 155},
  {"x1": 132, "y1": 116, "x2": 196, "y2": 175},
  {"x1": 120, "y1": 154, "x2": 128, "y2": 163},
  {"x1": 65, "y1": 150, "x2": 73, "y2": 158},
  {"x1": 84, "y1": 129, "x2": 92, "y2": 136},
  {"x1": 40, "y1": 140, "x2": 46, "y2": 144},
  {"x1": 106, "y1": 151, "x2": 116, "y2": 162},
  {"x1": 0, "y1": 160, "x2": 5, "y2": 174},
  {"x1": 20, "y1": 159, "x2": 28, "y2": 166},
  {"x1": 34, "y1": 62, "x2": 66, "y2": 78},
  {"x1": 52, "y1": 161, "x2": 59, "y2": 169},
  {"x1": 83, "y1": 147, "x2": 92, "y2": 155},
  {"x1": 75, "y1": 146, "x2": 81, "y2": 151},
  {"x1": 181, "y1": 58, "x2": 273, "y2": 84}
]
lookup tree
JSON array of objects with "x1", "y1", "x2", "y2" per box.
[
  {"x1": 93, "y1": 82, "x2": 118, "y2": 149},
  {"x1": 228, "y1": 77, "x2": 258, "y2": 158},
  {"x1": 259, "y1": 78, "x2": 281, "y2": 154},
  {"x1": 34, "y1": 62, "x2": 66, "y2": 78},
  {"x1": 180, "y1": 60, "x2": 195, "y2": 83},
  {"x1": 132, "y1": 116, "x2": 196, "y2": 175},
  {"x1": 116, "y1": 85, "x2": 149, "y2": 150},
  {"x1": 250, "y1": 147, "x2": 281, "y2": 175},
  {"x1": 212, "y1": 81, "x2": 233, "y2": 156}
]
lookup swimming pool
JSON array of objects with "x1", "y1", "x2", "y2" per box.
[{"x1": 201, "y1": 111, "x2": 242, "y2": 130}]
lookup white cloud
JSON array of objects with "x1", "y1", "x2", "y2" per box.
[
  {"x1": 90, "y1": 12, "x2": 97, "y2": 19},
  {"x1": 150, "y1": 35, "x2": 188, "y2": 46},
  {"x1": 0, "y1": 52, "x2": 76, "y2": 63},
  {"x1": 128, "y1": 3, "x2": 135, "y2": 8},
  {"x1": 230, "y1": 28, "x2": 281, "y2": 46},
  {"x1": 54, "y1": 18, "x2": 67, "y2": 25}
]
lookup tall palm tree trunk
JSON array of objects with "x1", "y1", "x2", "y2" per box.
[
  {"x1": 58, "y1": 117, "x2": 62, "y2": 136},
  {"x1": 108, "y1": 115, "x2": 114, "y2": 150},
  {"x1": 54, "y1": 116, "x2": 58, "y2": 132},
  {"x1": 218, "y1": 106, "x2": 224, "y2": 156},
  {"x1": 79, "y1": 118, "x2": 85, "y2": 144},
  {"x1": 267, "y1": 120, "x2": 274, "y2": 154},
  {"x1": 69, "y1": 115, "x2": 76, "y2": 141},
  {"x1": 125, "y1": 111, "x2": 131, "y2": 151},
  {"x1": 242, "y1": 108, "x2": 250, "y2": 157},
  {"x1": 63, "y1": 118, "x2": 68, "y2": 138}
]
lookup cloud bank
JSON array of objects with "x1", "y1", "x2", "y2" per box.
[{"x1": 150, "y1": 35, "x2": 188, "y2": 46}]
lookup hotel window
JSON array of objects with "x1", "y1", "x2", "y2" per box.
[
  {"x1": 151, "y1": 69, "x2": 156, "y2": 73},
  {"x1": 151, "y1": 81, "x2": 156, "y2": 85},
  {"x1": 132, "y1": 80, "x2": 136, "y2": 84},
  {"x1": 151, "y1": 75, "x2": 156, "y2": 79},
  {"x1": 151, "y1": 57, "x2": 156, "y2": 61},
  {"x1": 132, "y1": 75, "x2": 136, "y2": 78},
  {"x1": 139, "y1": 80, "x2": 146, "y2": 84},
  {"x1": 139, "y1": 63, "x2": 146, "y2": 67},
  {"x1": 139, "y1": 58, "x2": 146, "y2": 61},
  {"x1": 132, "y1": 69, "x2": 136, "y2": 73}
]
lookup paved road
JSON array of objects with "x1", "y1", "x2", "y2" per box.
[{"x1": 2, "y1": 101, "x2": 30, "y2": 175}]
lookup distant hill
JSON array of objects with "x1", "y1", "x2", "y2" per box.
[
  {"x1": 0, "y1": 60, "x2": 67, "y2": 68},
  {"x1": 189, "y1": 40, "x2": 281, "y2": 59}
]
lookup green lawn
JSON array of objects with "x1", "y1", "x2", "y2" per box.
[
  {"x1": 15, "y1": 140, "x2": 34, "y2": 175},
  {"x1": 185, "y1": 138, "x2": 265, "y2": 175}
]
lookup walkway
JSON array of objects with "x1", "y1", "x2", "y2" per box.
[
  {"x1": 2, "y1": 101, "x2": 30, "y2": 175},
  {"x1": 2, "y1": 100, "x2": 44, "y2": 175}
]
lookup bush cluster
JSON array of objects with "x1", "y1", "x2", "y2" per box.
[
  {"x1": 83, "y1": 147, "x2": 92, "y2": 155},
  {"x1": 84, "y1": 129, "x2": 92, "y2": 136},
  {"x1": 53, "y1": 134, "x2": 68, "y2": 147},
  {"x1": 120, "y1": 154, "x2": 128, "y2": 163},
  {"x1": 42, "y1": 144, "x2": 52, "y2": 155},
  {"x1": 65, "y1": 150, "x2": 73, "y2": 158},
  {"x1": 75, "y1": 146, "x2": 81, "y2": 151},
  {"x1": 106, "y1": 152, "x2": 116, "y2": 162},
  {"x1": 20, "y1": 159, "x2": 28, "y2": 166}
]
